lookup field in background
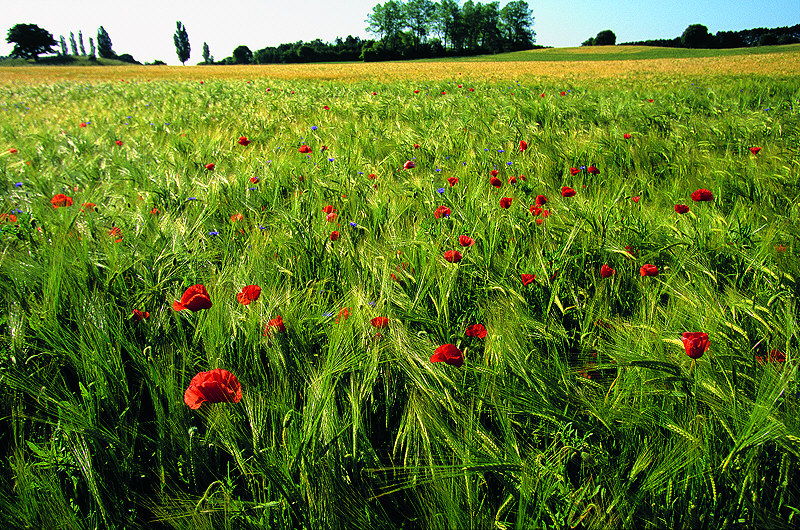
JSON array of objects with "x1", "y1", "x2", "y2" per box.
[{"x1": 0, "y1": 48, "x2": 799, "y2": 529}]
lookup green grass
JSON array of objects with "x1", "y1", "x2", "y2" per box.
[{"x1": 0, "y1": 71, "x2": 798, "y2": 529}]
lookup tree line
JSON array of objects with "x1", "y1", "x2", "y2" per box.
[{"x1": 616, "y1": 23, "x2": 800, "y2": 49}]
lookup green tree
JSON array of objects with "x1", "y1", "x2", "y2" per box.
[
  {"x1": 59, "y1": 35, "x2": 67, "y2": 55},
  {"x1": 69, "y1": 31, "x2": 77, "y2": 55},
  {"x1": 500, "y1": 0, "x2": 535, "y2": 50},
  {"x1": 173, "y1": 21, "x2": 190, "y2": 65},
  {"x1": 405, "y1": 0, "x2": 436, "y2": 49},
  {"x1": 366, "y1": 0, "x2": 405, "y2": 49},
  {"x1": 435, "y1": 0, "x2": 463, "y2": 50},
  {"x1": 594, "y1": 29, "x2": 616, "y2": 46},
  {"x1": 6, "y1": 23, "x2": 56, "y2": 61},
  {"x1": 232, "y1": 45, "x2": 252, "y2": 64},
  {"x1": 97, "y1": 26, "x2": 114, "y2": 58},
  {"x1": 681, "y1": 24, "x2": 711, "y2": 48},
  {"x1": 78, "y1": 30, "x2": 85, "y2": 55},
  {"x1": 89, "y1": 37, "x2": 96, "y2": 59},
  {"x1": 202, "y1": 41, "x2": 213, "y2": 64}
]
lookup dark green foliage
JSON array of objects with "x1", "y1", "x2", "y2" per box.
[
  {"x1": 594, "y1": 29, "x2": 616, "y2": 46},
  {"x1": 232, "y1": 45, "x2": 252, "y2": 64},
  {"x1": 6, "y1": 23, "x2": 56, "y2": 61},
  {"x1": 173, "y1": 21, "x2": 190, "y2": 65},
  {"x1": 96, "y1": 26, "x2": 114, "y2": 59},
  {"x1": 201, "y1": 41, "x2": 213, "y2": 64},
  {"x1": 681, "y1": 23, "x2": 712, "y2": 48},
  {"x1": 78, "y1": 30, "x2": 85, "y2": 55},
  {"x1": 58, "y1": 35, "x2": 67, "y2": 56},
  {"x1": 69, "y1": 31, "x2": 77, "y2": 55}
]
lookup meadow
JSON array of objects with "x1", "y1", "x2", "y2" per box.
[{"x1": 0, "y1": 47, "x2": 799, "y2": 528}]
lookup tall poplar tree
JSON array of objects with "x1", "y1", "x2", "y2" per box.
[
  {"x1": 69, "y1": 32, "x2": 78, "y2": 55},
  {"x1": 173, "y1": 22, "x2": 190, "y2": 65},
  {"x1": 202, "y1": 41, "x2": 213, "y2": 64},
  {"x1": 78, "y1": 30, "x2": 85, "y2": 55},
  {"x1": 59, "y1": 35, "x2": 67, "y2": 55},
  {"x1": 97, "y1": 26, "x2": 114, "y2": 58}
]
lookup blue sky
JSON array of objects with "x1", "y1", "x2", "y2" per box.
[{"x1": 3, "y1": 0, "x2": 798, "y2": 64}]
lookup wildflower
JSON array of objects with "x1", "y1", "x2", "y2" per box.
[
  {"x1": 0, "y1": 213, "x2": 17, "y2": 223},
  {"x1": 204, "y1": 163, "x2": 215, "y2": 171},
  {"x1": 624, "y1": 133, "x2": 631, "y2": 139},
  {"x1": 431, "y1": 344, "x2": 464, "y2": 368},
  {"x1": 691, "y1": 188, "x2": 713, "y2": 202},
  {"x1": 447, "y1": 177, "x2": 458, "y2": 186},
  {"x1": 299, "y1": 145, "x2": 312, "y2": 154},
  {"x1": 600, "y1": 264, "x2": 615, "y2": 278},
  {"x1": 184, "y1": 369, "x2": 242, "y2": 409},
  {"x1": 587, "y1": 166, "x2": 600, "y2": 175},
  {"x1": 264, "y1": 315, "x2": 286, "y2": 336},
  {"x1": 150, "y1": 207, "x2": 160, "y2": 215},
  {"x1": 325, "y1": 212, "x2": 338, "y2": 222},
  {"x1": 632, "y1": 196, "x2": 640, "y2": 203},
  {"x1": 330, "y1": 231, "x2": 340, "y2": 241},
  {"x1": 675, "y1": 204, "x2": 690, "y2": 214},
  {"x1": 322, "y1": 205, "x2": 336, "y2": 214},
  {"x1": 640, "y1": 264, "x2": 659, "y2": 277},
  {"x1": 490, "y1": 170, "x2": 499, "y2": 177},
  {"x1": 519, "y1": 140, "x2": 528, "y2": 152},
  {"x1": 508, "y1": 176, "x2": 517, "y2": 185},
  {"x1": 520, "y1": 274, "x2": 536, "y2": 286},
  {"x1": 530, "y1": 205, "x2": 542, "y2": 216},
  {"x1": 499, "y1": 197, "x2": 513, "y2": 209},
  {"x1": 336, "y1": 307, "x2": 350, "y2": 323},
  {"x1": 490, "y1": 177, "x2": 502, "y2": 188},
  {"x1": 459, "y1": 235, "x2": 475, "y2": 247},
  {"x1": 561, "y1": 186, "x2": 576, "y2": 197},
  {"x1": 236, "y1": 285, "x2": 261, "y2": 305},
  {"x1": 132, "y1": 309, "x2": 149, "y2": 321},
  {"x1": 570, "y1": 167, "x2": 580, "y2": 176},
  {"x1": 109, "y1": 227, "x2": 122, "y2": 242},
  {"x1": 413, "y1": 143, "x2": 420, "y2": 149},
  {"x1": 403, "y1": 160, "x2": 415, "y2": 170},
  {"x1": 80, "y1": 202, "x2": 96, "y2": 212},
  {"x1": 368, "y1": 173, "x2": 377, "y2": 180},
  {"x1": 8, "y1": 148, "x2": 18, "y2": 154},
  {"x1": 250, "y1": 176, "x2": 259, "y2": 184},
  {"x1": 51, "y1": 194, "x2": 73, "y2": 208},
  {"x1": 465, "y1": 324, "x2": 487, "y2": 338},
  {"x1": 115, "y1": 140, "x2": 123, "y2": 146},
  {"x1": 437, "y1": 187, "x2": 446, "y2": 194},
  {"x1": 749, "y1": 147, "x2": 761, "y2": 155},
  {"x1": 757, "y1": 350, "x2": 785, "y2": 364},
  {"x1": 238, "y1": 136, "x2": 251, "y2": 146},
  {"x1": 173, "y1": 284, "x2": 213, "y2": 312},
  {"x1": 444, "y1": 250, "x2": 462, "y2": 263},
  {"x1": 681, "y1": 332, "x2": 709, "y2": 360},
  {"x1": 535, "y1": 195, "x2": 547, "y2": 206},
  {"x1": 231, "y1": 213, "x2": 244, "y2": 222},
  {"x1": 434, "y1": 205, "x2": 451, "y2": 219},
  {"x1": 371, "y1": 317, "x2": 389, "y2": 329}
]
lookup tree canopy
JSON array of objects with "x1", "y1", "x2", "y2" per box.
[
  {"x1": 97, "y1": 26, "x2": 114, "y2": 58},
  {"x1": 6, "y1": 23, "x2": 56, "y2": 61},
  {"x1": 173, "y1": 21, "x2": 190, "y2": 65}
]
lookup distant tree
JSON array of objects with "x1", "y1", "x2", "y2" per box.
[
  {"x1": 78, "y1": 30, "x2": 85, "y2": 55},
  {"x1": 594, "y1": 29, "x2": 616, "y2": 46},
  {"x1": 435, "y1": 0, "x2": 463, "y2": 50},
  {"x1": 500, "y1": 0, "x2": 535, "y2": 50},
  {"x1": 366, "y1": 1, "x2": 405, "y2": 48},
  {"x1": 681, "y1": 24, "x2": 711, "y2": 48},
  {"x1": 581, "y1": 37, "x2": 595, "y2": 46},
  {"x1": 232, "y1": 45, "x2": 252, "y2": 64},
  {"x1": 173, "y1": 21, "x2": 190, "y2": 65},
  {"x1": 97, "y1": 26, "x2": 114, "y2": 58},
  {"x1": 405, "y1": 0, "x2": 436, "y2": 48},
  {"x1": 6, "y1": 23, "x2": 57, "y2": 61},
  {"x1": 715, "y1": 30, "x2": 745, "y2": 48},
  {"x1": 88, "y1": 37, "x2": 96, "y2": 59},
  {"x1": 116, "y1": 53, "x2": 139, "y2": 64},
  {"x1": 758, "y1": 32, "x2": 778, "y2": 46},
  {"x1": 202, "y1": 41, "x2": 213, "y2": 64},
  {"x1": 69, "y1": 31, "x2": 78, "y2": 55},
  {"x1": 59, "y1": 35, "x2": 67, "y2": 55}
]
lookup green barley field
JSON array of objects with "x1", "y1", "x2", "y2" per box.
[{"x1": 1, "y1": 47, "x2": 799, "y2": 529}]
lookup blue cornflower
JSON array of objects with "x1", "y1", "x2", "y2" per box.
[
  {"x1": 349, "y1": 222, "x2": 357, "y2": 227},
  {"x1": 209, "y1": 231, "x2": 219, "y2": 236},
  {"x1": 322, "y1": 312, "x2": 334, "y2": 317},
  {"x1": 437, "y1": 187, "x2": 445, "y2": 194},
  {"x1": 188, "y1": 197, "x2": 197, "y2": 201},
  {"x1": 328, "y1": 158, "x2": 335, "y2": 162},
  {"x1": 311, "y1": 126, "x2": 318, "y2": 130},
  {"x1": 14, "y1": 182, "x2": 22, "y2": 187}
]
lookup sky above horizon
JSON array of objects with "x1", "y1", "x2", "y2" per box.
[{"x1": 2, "y1": 0, "x2": 798, "y2": 65}]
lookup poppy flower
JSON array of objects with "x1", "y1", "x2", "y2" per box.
[
  {"x1": 490, "y1": 170, "x2": 499, "y2": 177},
  {"x1": 681, "y1": 332, "x2": 709, "y2": 360},
  {"x1": 250, "y1": 176, "x2": 259, "y2": 184},
  {"x1": 413, "y1": 90, "x2": 419, "y2": 94},
  {"x1": 371, "y1": 317, "x2": 389, "y2": 329},
  {"x1": 444, "y1": 250, "x2": 462, "y2": 263},
  {"x1": 0, "y1": 213, "x2": 17, "y2": 223},
  {"x1": 322, "y1": 105, "x2": 330, "y2": 110},
  {"x1": 520, "y1": 274, "x2": 536, "y2": 286},
  {"x1": 648, "y1": 98, "x2": 654, "y2": 103},
  {"x1": 570, "y1": 167, "x2": 580, "y2": 176},
  {"x1": 8, "y1": 148, "x2": 18, "y2": 154},
  {"x1": 231, "y1": 213, "x2": 244, "y2": 222},
  {"x1": 413, "y1": 143, "x2": 420, "y2": 149},
  {"x1": 372, "y1": 91, "x2": 377, "y2": 95},
  {"x1": 587, "y1": 166, "x2": 600, "y2": 175},
  {"x1": 330, "y1": 230, "x2": 340, "y2": 241},
  {"x1": 150, "y1": 207, "x2": 160, "y2": 215},
  {"x1": 519, "y1": 140, "x2": 528, "y2": 152},
  {"x1": 173, "y1": 284, "x2": 213, "y2": 312},
  {"x1": 530, "y1": 205, "x2": 542, "y2": 216},
  {"x1": 80, "y1": 202, "x2": 96, "y2": 212},
  {"x1": 447, "y1": 177, "x2": 458, "y2": 186},
  {"x1": 236, "y1": 284, "x2": 261, "y2": 305},
  {"x1": 132, "y1": 309, "x2": 150, "y2": 321},
  {"x1": 499, "y1": 197, "x2": 513, "y2": 209},
  {"x1": 632, "y1": 196, "x2": 640, "y2": 203},
  {"x1": 299, "y1": 145, "x2": 312, "y2": 154},
  {"x1": 561, "y1": 186, "x2": 576, "y2": 197},
  {"x1": 691, "y1": 188, "x2": 713, "y2": 202},
  {"x1": 336, "y1": 307, "x2": 350, "y2": 323},
  {"x1": 367, "y1": 173, "x2": 377, "y2": 180},
  {"x1": 623, "y1": 133, "x2": 631, "y2": 140},
  {"x1": 403, "y1": 160, "x2": 415, "y2": 170},
  {"x1": 108, "y1": 227, "x2": 122, "y2": 242},
  {"x1": 465, "y1": 324, "x2": 487, "y2": 338},
  {"x1": 115, "y1": 140, "x2": 123, "y2": 147},
  {"x1": 430, "y1": 343, "x2": 464, "y2": 368},
  {"x1": 675, "y1": 204, "x2": 690, "y2": 214},
  {"x1": 51, "y1": 194, "x2": 73, "y2": 208},
  {"x1": 434, "y1": 205, "x2": 451, "y2": 219},
  {"x1": 459, "y1": 235, "x2": 475, "y2": 247},
  {"x1": 508, "y1": 176, "x2": 517, "y2": 185},
  {"x1": 600, "y1": 264, "x2": 615, "y2": 278},
  {"x1": 490, "y1": 177, "x2": 502, "y2": 188},
  {"x1": 204, "y1": 163, "x2": 215, "y2": 171},
  {"x1": 749, "y1": 147, "x2": 761, "y2": 155},
  {"x1": 535, "y1": 195, "x2": 547, "y2": 206},
  {"x1": 263, "y1": 315, "x2": 287, "y2": 337},
  {"x1": 183, "y1": 368, "x2": 242, "y2": 409},
  {"x1": 640, "y1": 264, "x2": 659, "y2": 277},
  {"x1": 322, "y1": 205, "x2": 336, "y2": 214},
  {"x1": 238, "y1": 136, "x2": 251, "y2": 146}
]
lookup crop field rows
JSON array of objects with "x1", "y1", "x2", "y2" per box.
[{"x1": 0, "y1": 52, "x2": 798, "y2": 528}]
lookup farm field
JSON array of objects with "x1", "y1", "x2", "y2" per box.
[{"x1": 0, "y1": 48, "x2": 799, "y2": 529}]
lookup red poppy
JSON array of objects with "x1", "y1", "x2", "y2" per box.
[
  {"x1": 434, "y1": 205, "x2": 451, "y2": 219},
  {"x1": 413, "y1": 90, "x2": 420, "y2": 94},
  {"x1": 675, "y1": 204, "x2": 690, "y2": 214},
  {"x1": 368, "y1": 173, "x2": 377, "y2": 180},
  {"x1": 0, "y1": 213, "x2": 17, "y2": 223},
  {"x1": 560, "y1": 91, "x2": 566, "y2": 96},
  {"x1": 108, "y1": 226, "x2": 122, "y2": 242},
  {"x1": 632, "y1": 196, "x2": 640, "y2": 203},
  {"x1": 250, "y1": 176, "x2": 259, "y2": 184},
  {"x1": 600, "y1": 264, "x2": 615, "y2": 278},
  {"x1": 184, "y1": 368, "x2": 242, "y2": 409},
  {"x1": 51, "y1": 194, "x2": 73, "y2": 208},
  {"x1": 640, "y1": 264, "x2": 659, "y2": 277},
  {"x1": 150, "y1": 207, "x2": 160, "y2": 215},
  {"x1": 490, "y1": 177, "x2": 502, "y2": 188},
  {"x1": 299, "y1": 145, "x2": 312, "y2": 154},
  {"x1": 691, "y1": 188, "x2": 713, "y2": 202},
  {"x1": 115, "y1": 140, "x2": 123, "y2": 146},
  {"x1": 569, "y1": 167, "x2": 580, "y2": 176},
  {"x1": 535, "y1": 195, "x2": 547, "y2": 206},
  {"x1": 507, "y1": 176, "x2": 517, "y2": 186},
  {"x1": 681, "y1": 332, "x2": 709, "y2": 360},
  {"x1": 80, "y1": 202, "x2": 96, "y2": 212},
  {"x1": 431, "y1": 343, "x2": 464, "y2": 367},
  {"x1": 623, "y1": 133, "x2": 631, "y2": 140},
  {"x1": 204, "y1": 163, "x2": 215, "y2": 171},
  {"x1": 648, "y1": 99, "x2": 654, "y2": 103},
  {"x1": 561, "y1": 186, "x2": 576, "y2": 197},
  {"x1": 520, "y1": 274, "x2": 536, "y2": 286},
  {"x1": 447, "y1": 177, "x2": 458, "y2": 187},
  {"x1": 322, "y1": 205, "x2": 336, "y2": 214},
  {"x1": 230, "y1": 213, "x2": 244, "y2": 222},
  {"x1": 173, "y1": 284, "x2": 213, "y2": 312},
  {"x1": 519, "y1": 140, "x2": 528, "y2": 152},
  {"x1": 444, "y1": 250, "x2": 462, "y2": 263},
  {"x1": 372, "y1": 92, "x2": 377, "y2": 95},
  {"x1": 459, "y1": 235, "x2": 475, "y2": 247},
  {"x1": 530, "y1": 205, "x2": 542, "y2": 216},
  {"x1": 238, "y1": 136, "x2": 251, "y2": 146},
  {"x1": 132, "y1": 309, "x2": 150, "y2": 321},
  {"x1": 330, "y1": 230, "x2": 340, "y2": 241},
  {"x1": 403, "y1": 160, "x2": 415, "y2": 170},
  {"x1": 9, "y1": 147, "x2": 18, "y2": 153},
  {"x1": 236, "y1": 284, "x2": 261, "y2": 305},
  {"x1": 749, "y1": 147, "x2": 761, "y2": 155},
  {"x1": 336, "y1": 307, "x2": 350, "y2": 323},
  {"x1": 490, "y1": 170, "x2": 499, "y2": 177},
  {"x1": 323, "y1": 105, "x2": 330, "y2": 110},
  {"x1": 587, "y1": 166, "x2": 600, "y2": 175},
  {"x1": 264, "y1": 315, "x2": 286, "y2": 336},
  {"x1": 499, "y1": 197, "x2": 513, "y2": 209},
  {"x1": 371, "y1": 317, "x2": 389, "y2": 329},
  {"x1": 413, "y1": 143, "x2": 420, "y2": 149},
  {"x1": 465, "y1": 324, "x2": 487, "y2": 338}
]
